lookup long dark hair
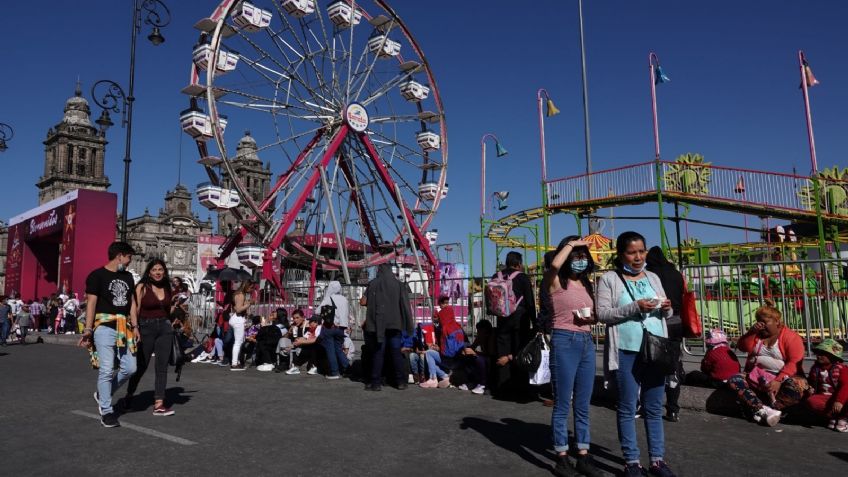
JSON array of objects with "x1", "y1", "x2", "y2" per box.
[
  {"x1": 613, "y1": 231, "x2": 646, "y2": 271},
  {"x1": 140, "y1": 258, "x2": 172, "y2": 298},
  {"x1": 555, "y1": 235, "x2": 595, "y2": 297}
]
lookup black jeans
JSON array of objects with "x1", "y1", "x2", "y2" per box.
[
  {"x1": 365, "y1": 330, "x2": 405, "y2": 387},
  {"x1": 127, "y1": 318, "x2": 172, "y2": 402}
]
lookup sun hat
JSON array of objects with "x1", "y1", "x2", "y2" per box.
[
  {"x1": 705, "y1": 328, "x2": 728, "y2": 346},
  {"x1": 814, "y1": 339, "x2": 844, "y2": 362}
]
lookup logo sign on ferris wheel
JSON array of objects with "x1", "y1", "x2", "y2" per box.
[{"x1": 345, "y1": 103, "x2": 369, "y2": 132}]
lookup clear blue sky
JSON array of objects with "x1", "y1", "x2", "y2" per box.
[{"x1": 2, "y1": 1, "x2": 847, "y2": 274}]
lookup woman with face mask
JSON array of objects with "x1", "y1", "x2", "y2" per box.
[
  {"x1": 596, "y1": 232, "x2": 675, "y2": 477},
  {"x1": 545, "y1": 236, "x2": 604, "y2": 477}
]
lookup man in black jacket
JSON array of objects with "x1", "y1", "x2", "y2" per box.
[{"x1": 492, "y1": 252, "x2": 536, "y2": 393}]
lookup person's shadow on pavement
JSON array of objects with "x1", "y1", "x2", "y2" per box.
[
  {"x1": 460, "y1": 417, "x2": 622, "y2": 475},
  {"x1": 124, "y1": 386, "x2": 194, "y2": 412}
]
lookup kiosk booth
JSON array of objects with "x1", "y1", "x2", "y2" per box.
[{"x1": 4, "y1": 190, "x2": 117, "y2": 301}]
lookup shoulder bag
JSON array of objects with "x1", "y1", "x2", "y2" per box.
[{"x1": 617, "y1": 271, "x2": 676, "y2": 375}]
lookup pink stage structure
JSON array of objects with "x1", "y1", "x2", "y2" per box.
[{"x1": 4, "y1": 190, "x2": 117, "y2": 301}]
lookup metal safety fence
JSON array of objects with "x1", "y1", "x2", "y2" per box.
[{"x1": 186, "y1": 258, "x2": 847, "y2": 356}]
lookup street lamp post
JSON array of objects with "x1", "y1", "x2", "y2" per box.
[
  {"x1": 649, "y1": 51, "x2": 670, "y2": 253},
  {"x1": 0, "y1": 122, "x2": 13, "y2": 152},
  {"x1": 91, "y1": 0, "x2": 170, "y2": 242},
  {"x1": 480, "y1": 133, "x2": 507, "y2": 279},
  {"x1": 536, "y1": 88, "x2": 559, "y2": 250}
]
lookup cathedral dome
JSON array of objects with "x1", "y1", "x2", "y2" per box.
[
  {"x1": 235, "y1": 130, "x2": 260, "y2": 163},
  {"x1": 63, "y1": 82, "x2": 92, "y2": 127}
]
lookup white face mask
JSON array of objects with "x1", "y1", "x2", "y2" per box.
[{"x1": 117, "y1": 263, "x2": 126, "y2": 272}]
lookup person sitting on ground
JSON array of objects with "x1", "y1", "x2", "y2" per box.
[
  {"x1": 342, "y1": 328, "x2": 355, "y2": 363},
  {"x1": 288, "y1": 313, "x2": 324, "y2": 375},
  {"x1": 804, "y1": 339, "x2": 848, "y2": 431},
  {"x1": 726, "y1": 300, "x2": 808, "y2": 427},
  {"x1": 420, "y1": 296, "x2": 477, "y2": 390},
  {"x1": 457, "y1": 318, "x2": 495, "y2": 395},
  {"x1": 273, "y1": 309, "x2": 292, "y2": 371},
  {"x1": 241, "y1": 315, "x2": 262, "y2": 367},
  {"x1": 254, "y1": 315, "x2": 284, "y2": 372},
  {"x1": 193, "y1": 329, "x2": 225, "y2": 364},
  {"x1": 403, "y1": 324, "x2": 428, "y2": 384},
  {"x1": 700, "y1": 329, "x2": 741, "y2": 384}
]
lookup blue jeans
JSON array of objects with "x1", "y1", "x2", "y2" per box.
[
  {"x1": 424, "y1": 349, "x2": 448, "y2": 379},
  {"x1": 0, "y1": 320, "x2": 9, "y2": 344},
  {"x1": 408, "y1": 351, "x2": 426, "y2": 375},
  {"x1": 320, "y1": 327, "x2": 349, "y2": 376},
  {"x1": 550, "y1": 330, "x2": 595, "y2": 453},
  {"x1": 616, "y1": 350, "x2": 666, "y2": 463},
  {"x1": 94, "y1": 326, "x2": 137, "y2": 415}
]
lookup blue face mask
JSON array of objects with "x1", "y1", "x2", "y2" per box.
[
  {"x1": 570, "y1": 259, "x2": 589, "y2": 273},
  {"x1": 622, "y1": 263, "x2": 645, "y2": 275}
]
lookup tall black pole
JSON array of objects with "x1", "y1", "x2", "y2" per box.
[{"x1": 120, "y1": 0, "x2": 140, "y2": 242}]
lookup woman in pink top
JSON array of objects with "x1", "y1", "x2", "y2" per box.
[{"x1": 546, "y1": 236, "x2": 603, "y2": 477}]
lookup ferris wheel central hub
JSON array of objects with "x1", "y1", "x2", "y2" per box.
[{"x1": 344, "y1": 103, "x2": 369, "y2": 132}]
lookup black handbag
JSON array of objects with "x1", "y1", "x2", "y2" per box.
[
  {"x1": 516, "y1": 333, "x2": 545, "y2": 372},
  {"x1": 616, "y1": 271, "x2": 676, "y2": 375},
  {"x1": 169, "y1": 331, "x2": 187, "y2": 381}
]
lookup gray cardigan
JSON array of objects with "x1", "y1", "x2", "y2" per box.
[{"x1": 596, "y1": 270, "x2": 672, "y2": 373}]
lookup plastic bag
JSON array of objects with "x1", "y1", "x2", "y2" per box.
[{"x1": 529, "y1": 345, "x2": 550, "y2": 385}]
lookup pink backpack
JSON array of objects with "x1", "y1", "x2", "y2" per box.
[{"x1": 485, "y1": 271, "x2": 524, "y2": 318}]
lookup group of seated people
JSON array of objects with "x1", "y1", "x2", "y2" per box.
[
  {"x1": 192, "y1": 307, "x2": 355, "y2": 377},
  {"x1": 697, "y1": 300, "x2": 848, "y2": 430}
]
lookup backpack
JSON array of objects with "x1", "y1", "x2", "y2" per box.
[
  {"x1": 442, "y1": 328, "x2": 466, "y2": 358},
  {"x1": 318, "y1": 298, "x2": 337, "y2": 327},
  {"x1": 485, "y1": 271, "x2": 524, "y2": 318}
]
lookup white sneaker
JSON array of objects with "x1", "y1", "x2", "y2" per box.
[
  {"x1": 286, "y1": 367, "x2": 301, "y2": 375},
  {"x1": 471, "y1": 385, "x2": 486, "y2": 395},
  {"x1": 307, "y1": 366, "x2": 319, "y2": 375},
  {"x1": 457, "y1": 384, "x2": 469, "y2": 391},
  {"x1": 408, "y1": 374, "x2": 415, "y2": 384},
  {"x1": 191, "y1": 354, "x2": 208, "y2": 363},
  {"x1": 757, "y1": 406, "x2": 781, "y2": 427},
  {"x1": 256, "y1": 364, "x2": 275, "y2": 372}
]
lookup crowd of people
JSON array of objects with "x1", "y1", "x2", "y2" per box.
[
  {"x1": 4, "y1": 232, "x2": 846, "y2": 477},
  {"x1": 0, "y1": 292, "x2": 85, "y2": 345}
]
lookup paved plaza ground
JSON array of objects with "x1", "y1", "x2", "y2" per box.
[{"x1": 2, "y1": 342, "x2": 846, "y2": 476}]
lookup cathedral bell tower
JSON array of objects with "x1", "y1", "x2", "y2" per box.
[
  {"x1": 218, "y1": 131, "x2": 274, "y2": 236},
  {"x1": 37, "y1": 82, "x2": 110, "y2": 204}
]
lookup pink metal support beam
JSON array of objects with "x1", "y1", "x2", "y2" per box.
[
  {"x1": 268, "y1": 125, "x2": 351, "y2": 252},
  {"x1": 358, "y1": 132, "x2": 440, "y2": 298}
]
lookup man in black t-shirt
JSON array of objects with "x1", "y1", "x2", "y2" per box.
[{"x1": 79, "y1": 241, "x2": 138, "y2": 428}]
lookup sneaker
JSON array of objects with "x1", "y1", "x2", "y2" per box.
[
  {"x1": 191, "y1": 354, "x2": 207, "y2": 363},
  {"x1": 326, "y1": 374, "x2": 341, "y2": 380},
  {"x1": 757, "y1": 406, "x2": 781, "y2": 427},
  {"x1": 152, "y1": 405, "x2": 175, "y2": 417},
  {"x1": 285, "y1": 367, "x2": 301, "y2": 375},
  {"x1": 437, "y1": 377, "x2": 451, "y2": 389},
  {"x1": 457, "y1": 384, "x2": 469, "y2": 391},
  {"x1": 623, "y1": 463, "x2": 646, "y2": 477},
  {"x1": 407, "y1": 374, "x2": 415, "y2": 384},
  {"x1": 100, "y1": 412, "x2": 120, "y2": 428},
  {"x1": 121, "y1": 395, "x2": 133, "y2": 412},
  {"x1": 230, "y1": 364, "x2": 246, "y2": 371},
  {"x1": 635, "y1": 406, "x2": 644, "y2": 419},
  {"x1": 419, "y1": 378, "x2": 438, "y2": 389},
  {"x1": 648, "y1": 460, "x2": 676, "y2": 477},
  {"x1": 256, "y1": 364, "x2": 275, "y2": 372},
  {"x1": 307, "y1": 366, "x2": 319, "y2": 375},
  {"x1": 664, "y1": 411, "x2": 679, "y2": 423},
  {"x1": 218, "y1": 360, "x2": 230, "y2": 367},
  {"x1": 575, "y1": 454, "x2": 604, "y2": 477},
  {"x1": 827, "y1": 419, "x2": 837, "y2": 430},
  {"x1": 553, "y1": 455, "x2": 580, "y2": 477},
  {"x1": 835, "y1": 419, "x2": 848, "y2": 433},
  {"x1": 93, "y1": 392, "x2": 103, "y2": 416},
  {"x1": 471, "y1": 385, "x2": 486, "y2": 395}
]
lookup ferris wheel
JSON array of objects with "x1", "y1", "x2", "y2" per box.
[{"x1": 180, "y1": 0, "x2": 447, "y2": 286}]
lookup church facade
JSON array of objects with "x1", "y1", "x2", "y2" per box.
[{"x1": 0, "y1": 83, "x2": 267, "y2": 293}]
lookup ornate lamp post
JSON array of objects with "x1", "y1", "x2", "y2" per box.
[
  {"x1": 91, "y1": 0, "x2": 170, "y2": 241},
  {"x1": 0, "y1": 122, "x2": 13, "y2": 152},
  {"x1": 536, "y1": 89, "x2": 559, "y2": 249}
]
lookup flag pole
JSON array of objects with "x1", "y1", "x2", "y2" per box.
[
  {"x1": 799, "y1": 50, "x2": 818, "y2": 174},
  {"x1": 649, "y1": 52, "x2": 670, "y2": 253}
]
